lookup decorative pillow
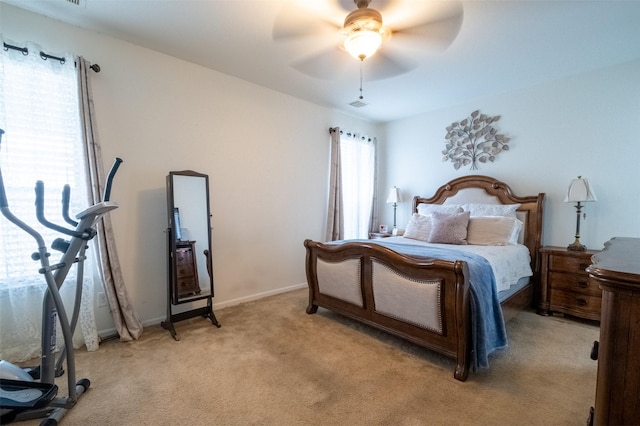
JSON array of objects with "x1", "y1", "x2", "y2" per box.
[
  {"x1": 465, "y1": 203, "x2": 521, "y2": 218},
  {"x1": 428, "y1": 211, "x2": 470, "y2": 245},
  {"x1": 467, "y1": 216, "x2": 523, "y2": 246},
  {"x1": 403, "y1": 213, "x2": 432, "y2": 242},
  {"x1": 417, "y1": 203, "x2": 464, "y2": 217}
]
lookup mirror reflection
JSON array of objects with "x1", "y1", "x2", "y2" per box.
[{"x1": 171, "y1": 174, "x2": 211, "y2": 303}]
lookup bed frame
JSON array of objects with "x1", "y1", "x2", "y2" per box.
[{"x1": 304, "y1": 175, "x2": 545, "y2": 381}]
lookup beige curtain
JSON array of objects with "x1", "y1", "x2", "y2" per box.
[
  {"x1": 325, "y1": 127, "x2": 343, "y2": 241},
  {"x1": 368, "y1": 137, "x2": 379, "y2": 235},
  {"x1": 77, "y1": 57, "x2": 143, "y2": 341}
]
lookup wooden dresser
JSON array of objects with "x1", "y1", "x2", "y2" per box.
[
  {"x1": 587, "y1": 237, "x2": 640, "y2": 426},
  {"x1": 174, "y1": 240, "x2": 200, "y2": 298},
  {"x1": 538, "y1": 246, "x2": 601, "y2": 320}
]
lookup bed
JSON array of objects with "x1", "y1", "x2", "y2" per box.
[{"x1": 304, "y1": 175, "x2": 545, "y2": 381}]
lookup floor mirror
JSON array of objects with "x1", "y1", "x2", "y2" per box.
[{"x1": 161, "y1": 170, "x2": 220, "y2": 340}]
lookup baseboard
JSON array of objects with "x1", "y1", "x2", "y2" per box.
[
  {"x1": 98, "y1": 282, "x2": 307, "y2": 340},
  {"x1": 214, "y1": 282, "x2": 307, "y2": 310}
]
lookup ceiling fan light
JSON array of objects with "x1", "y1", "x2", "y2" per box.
[
  {"x1": 344, "y1": 29, "x2": 383, "y2": 61},
  {"x1": 342, "y1": 6, "x2": 384, "y2": 61}
]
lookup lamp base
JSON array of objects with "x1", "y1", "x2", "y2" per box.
[{"x1": 567, "y1": 239, "x2": 586, "y2": 251}]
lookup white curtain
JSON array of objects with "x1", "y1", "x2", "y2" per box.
[
  {"x1": 0, "y1": 39, "x2": 99, "y2": 363},
  {"x1": 326, "y1": 128, "x2": 377, "y2": 241}
]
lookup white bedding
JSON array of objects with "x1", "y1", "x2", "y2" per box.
[{"x1": 381, "y1": 236, "x2": 533, "y2": 293}]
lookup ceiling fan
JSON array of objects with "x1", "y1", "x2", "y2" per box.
[{"x1": 272, "y1": 0, "x2": 464, "y2": 82}]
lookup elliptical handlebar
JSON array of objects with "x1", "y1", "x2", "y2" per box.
[
  {"x1": 103, "y1": 157, "x2": 123, "y2": 202},
  {"x1": 28, "y1": 155, "x2": 123, "y2": 240},
  {"x1": 36, "y1": 181, "x2": 92, "y2": 239},
  {"x1": 0, "y1": 173, "x2": 6, "y2": 209},
  {"x1": 0, "y1": 129, "x2": 7, "y2": 209},
  {"x1": 62, "y1": 184, "x2": 78, "y2": 227}
]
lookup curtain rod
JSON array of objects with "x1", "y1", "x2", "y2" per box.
[
  {"x1": 3, "y1": 42, "x2": 100, "y2": 72},
  {"x1": 329, "y1": 127, "x2": 373, "y2": 142}
]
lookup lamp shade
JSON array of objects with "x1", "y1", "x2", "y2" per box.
[
  {"x1": 564, "y1": 176, "x2": 597, "y2": 203},
  {"x1": 386, "y1": 186, "x2": 401, "y2": 204}
]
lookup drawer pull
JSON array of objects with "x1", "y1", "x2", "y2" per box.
[
  {"x1": 577, "y1": 298, "x2": 588, "y2": 306},
  {"x1": 577, "y1": 281, "x2": 588, "y2": 289}
]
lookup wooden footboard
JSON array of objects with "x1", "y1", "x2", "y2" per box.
[{"x1": 304, "y1": 239, "x2": 472, "y2": 381}]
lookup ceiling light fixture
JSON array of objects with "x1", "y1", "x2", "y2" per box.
[{"x1": 342, "y1": 1, "x2": 384, "y2": 61}]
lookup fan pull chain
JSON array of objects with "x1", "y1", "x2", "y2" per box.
[{"x1": 359, "y1": 61, "x2": 364, "y2": 100}]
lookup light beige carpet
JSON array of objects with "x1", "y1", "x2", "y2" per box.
[{"x1": 20, "y1": 289, "x2": 599, "y2": 425}]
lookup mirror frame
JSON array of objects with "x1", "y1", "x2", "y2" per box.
[{"x1": 166, "y1": 170, "x2": 214, "y2": 305}]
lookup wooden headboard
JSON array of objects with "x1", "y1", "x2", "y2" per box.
[{"x1": 412, "y1": 175, "x2": 545, "y2": 278}]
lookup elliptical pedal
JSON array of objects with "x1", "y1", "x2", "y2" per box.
[{"x1": 0, "y1": 379, "x2": 58, "y2": 423}]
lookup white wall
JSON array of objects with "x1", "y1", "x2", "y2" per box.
[
  {"x1": 1, "y1": 5, "x2": 381, "y2": 334},
  {"x1": 379, "y1": 58, "x2": 640, "y2": 250}
]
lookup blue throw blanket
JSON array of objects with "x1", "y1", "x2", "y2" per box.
[{"x1": 349, "y1": 240, "x2": 508, "y2": 370}]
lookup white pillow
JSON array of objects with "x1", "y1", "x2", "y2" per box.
[
  {"x1": 416, "y1": 203, "x2": 464, "y2": 217},
  {"x1": 465, "y1": 203, "x2": 521, "y2": 218},
  {"x1": 428, "y1": 211, "x2": 470, "y2": 245},
  {"x1": 510, "y1": 218, "x2": 524, "y2": 244},
  {"x1": 467, "y1": 216, "x2": 523, "y2": 246},
  {"x1": 403, "y1": 213, "x2": 432, "y2": 241}
]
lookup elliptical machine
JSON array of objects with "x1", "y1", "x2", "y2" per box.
[{"x1": 0, "y1": 128, "x2": 123, "y2": 425}]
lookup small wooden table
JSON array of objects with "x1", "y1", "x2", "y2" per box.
[{"x1": 538, "y1": 246, "x2": 601, "y2": 320}]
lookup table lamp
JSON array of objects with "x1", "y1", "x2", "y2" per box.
[
  {"x1": 386, "y1": 186, "x2": 402, "y2": 234},
  {"x1": 564, "y1": 176, "x2": 597, "y2": 251}
]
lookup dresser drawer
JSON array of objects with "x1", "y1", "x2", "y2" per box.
[
  {"x1": 549, "y1": 288, "x2": 601, "y2": 318},
  {"x1": 548, "y1": 272, "x2": 601, "y2": 297},
  {"x1": 176, "y1": 267, "x2": 194, "y2": 279},
  {"x1": 549, "y1": 254, "x2": 592, "y2": 274},
  {"x1": 177, "y1": 277, "x2": 199, "y2": 294},
  {"x1": 176, "y1": 249, "x2": 194, "y2": 265}
]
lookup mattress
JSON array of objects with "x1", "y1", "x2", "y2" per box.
[{"x1": 379, "y1": 236, "x2": 533, "y2": 293}]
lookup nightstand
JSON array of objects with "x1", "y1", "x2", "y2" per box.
[
  {"x1": 538, "y1": 246, "x2": 601, "y2": 321},
  {"x1": 369, "y1": 232, "x2": 392, "y2": 239}
]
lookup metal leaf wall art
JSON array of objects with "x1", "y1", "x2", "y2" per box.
[{"x1": 442, "y1": 110, "x2": 510, "y2": 170}]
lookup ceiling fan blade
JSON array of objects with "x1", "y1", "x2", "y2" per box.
[
  {"x1": 389, "y1": 1, "x2": 464, "y2": 53},
  {"x1": 292, "y1": 46, "x2": 414, "y2": 81},
  {"x1": 364, "y1": 49, "x2": 416, "y2": 80},
  {"x1": 272, "y1": 2, "x2": 342, "y2": 41},
  {"x1": 291, "y1": 47, "x2": 354, "y2": 80}
]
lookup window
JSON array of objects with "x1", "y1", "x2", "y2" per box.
[
  {"x1": 0, "y1": 44, "x2": 88, "y2": 285},
  {"x1": 0, "y1": 41, "x2": 98, "y2": 362},
  {"x1": 340, "y1": 133, "x2": 376, "y2": 239}
]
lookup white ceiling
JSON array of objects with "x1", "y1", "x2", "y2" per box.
[{"x1": 4, "y1": 0, "x2": 640, "y2": 123}]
